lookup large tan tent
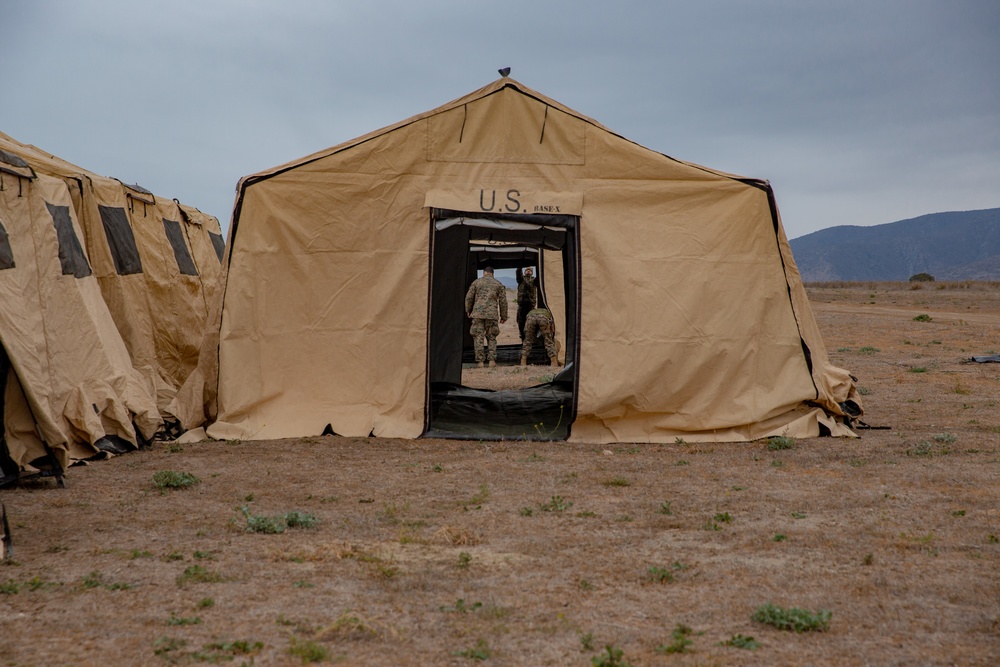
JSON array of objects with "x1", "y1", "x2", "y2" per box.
[
  {"x1": 0, "y1": 149, "x2": 160, "y2": 484},
  {"x1": 182, "y1": 76, "x2": 861, "y2": 443},
  {"x1": 0, "y1": 132, "x2": 225, "y2": 423}
]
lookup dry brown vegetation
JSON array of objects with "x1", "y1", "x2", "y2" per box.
[{"x1": 2, "y1": 282, "x2": 999, "y2": 666}]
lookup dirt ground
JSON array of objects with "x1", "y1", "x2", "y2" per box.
[
  {"x1": 464, "y1": 289, "x2": 563, "y2": 392},
  {"x1": 2, "y1": 282, "x2": 999, "y2": 666}
]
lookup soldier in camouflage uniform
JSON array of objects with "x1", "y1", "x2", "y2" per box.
[
  {"x1": 515, "y1": 266, "x2": 537, "y2": 340},
  {"x1": 520, "y1": 307, "x2": 560, "y2": 368},
  {"x1": 465, "y1": 266, "x2": 508, "y2": 368}
]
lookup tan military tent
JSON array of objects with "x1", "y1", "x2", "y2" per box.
[
  {"x1": 0, "y1": 132, "x2": 225, "y2": 422},
  {"x1": 182, "y1": 76, "x2": 860, "y2": 443},
  {"x1": 0, "y1": 149, "x2": 160, "y2": 483}
]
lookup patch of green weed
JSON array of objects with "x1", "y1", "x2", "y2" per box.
[
  {"x1": 152, "y1": 470, "x2": 200, "y2": 491},
  {"x1": 720, "y1": 633, "x2": 760, "y2": 650},
  {"x1": 655, "y1": 624, "x2": 697, "y2": 654},
  {"x1": 591, "y1": 644, "x2": 632, "y2": 667},
  {"x1": 752, "y1": 602, "x2": 831, "y2": 632},
  {"x1": 453, "y1": 638, "x2": 491, "y2": 660},
  {"x1": 767, "y1": 436, "x2": 796, "y2": 451},
  {"x1": 540, "y1": 496, "x2": 573, "y2": 512}
]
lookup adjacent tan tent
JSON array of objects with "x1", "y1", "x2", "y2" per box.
[
  {"x1": 0, "y1": 150, "x2": 160, "y2": 480},
  {"x1": 0, "y1": 132, "x2": 225, "y2": 421},
  {"x1": 182, "y1": 76, "x2": 860, "y2": 443}
]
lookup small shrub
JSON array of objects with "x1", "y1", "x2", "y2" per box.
[
  {"x1": 540, "y1": 496, "x2": 573, "y2": 512},
  {"x1": 592, "y1": 644, "x2": 632, "y2": 667},
  {"x1": 176, "y1": 565, "x2": 224, "y2": 586},
  {"x1": 579, "y1": 631, "x2": 595, "y2": 651},
  {"x1": 767, "y1": 436, "x2": 796, "y2": 451},
  {"x1": 909, "y1": 272, "x2": 935, "y2": 282},
  {"x1": 239, "y1": 506, "x2": 317, "y2": 534},
  {"x1": 464, "y1": 484, "x2": 491, "y2": 508},
  {"x1": 752, "y1": 602, "x2": 831, "y2": 632},
  {"x1": 152, "y1": 470, "x2": 200, "y2": 491},
  {"x1": 288, "y1": 637, "x2": 330, "y2": 664},
  {"x1": 0, "y1": 579, "x2": 19, "y2": 594},
  {"x1": 453, "y1": 638, "x2": 491, "y2": 660},
  {"x1": 908, "y1": 441, "x2": 936, "y2": 457},
  {"x1": 284, "y1": 511, "x2": 318, "y2": 529},
  {"x1": 602, "y1": 477, "x2": 631, "y2": 487},
  {"x1": 457, "y1": 551, "x2": 472, "y2": 569},
  {"x1": 647, "y1": 566, "x2": 675, "y2": 584},
  {"x1": 908, "y1": 366, "x2": 929, "y2": 373},
  {"x1": 658, "y1": 501, "x2": 673, "y2": 515},
  {"x1": 713, "y1": 511, "x2": 733, "y2": 524},
  {"x1": 858, "y1": 346, "x2": 880, "y2": 355},
  {"x1": 913, "y1": 313, "x2": 933, "y2": 322},
  {"x1": 197, "y1": 639, "x2": 263, "y2": 662},
  {"x1": 440, "y1": 598, "x2": 483, "y2": 613},
  {"x1": 655, "y1": 624, "x2": 695, "y2": 654},
  {"x1": 702, "y1": 519, "x2": 722, "y2": 531},
  {"x1": 720, "y1": 633, "x2": 761, "y2": 650},
  {"x1": 167, "y1": 613, "x2": 201, "y2": 626},
  {"x1": 153, "y1": 636, "x2": 187, "y2": 658},
  {"x1": 773, "y1": 533, "x2": 787, "y2": 542}
]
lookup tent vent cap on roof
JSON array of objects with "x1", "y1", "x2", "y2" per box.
[
  {"x1": 120, "y1": 181, "x2": 153, "y2": 196},
  {"x1": 498, "y1": 67, "x2": 511, "y2": 77}
]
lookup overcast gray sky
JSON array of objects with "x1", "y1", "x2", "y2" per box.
[{"x1": 3, "y1": 0, "x2": 998, "y2": 239}]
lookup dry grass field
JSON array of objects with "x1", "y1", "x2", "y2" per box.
[{"x1": 2, "y1": 282, "x2": 999, "y2": 666}]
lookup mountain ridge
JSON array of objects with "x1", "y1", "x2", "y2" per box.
[{"x1": 789, "y1": 207, "x2": 1000, "y2": 281}]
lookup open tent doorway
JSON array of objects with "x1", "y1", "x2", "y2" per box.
[{"x1": 425, "y1": 208, "x2": 580, "y2": 439}]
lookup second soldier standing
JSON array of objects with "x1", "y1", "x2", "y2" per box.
[{"x1": 465, "y1": 266, "x2": 508, "y2": 368}]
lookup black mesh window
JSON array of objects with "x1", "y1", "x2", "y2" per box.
[
  {"x1": 209, "y1": 231, "x2": 225, "y2": 262},
  {"x1": 46, "y1": 203, "x2": 92, "y2": 278},
  {"x1": 0, "y1": 220, "x2": 13, "y2": 270},
  {"x1": 98, "y1": 205, "x2": 142, "y2": 275},
  {"x1": 162, "y1": 219, "x2": 198, "y2": 276}
]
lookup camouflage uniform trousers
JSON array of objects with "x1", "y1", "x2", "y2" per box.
[
  {"x1": 521, "y1": 310, "x2": 557, "y2": 360},
  {"x1": 470, "y1": 318, "x2": 501, "y2": 363}
]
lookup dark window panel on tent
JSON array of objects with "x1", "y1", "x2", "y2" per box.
[
  {"x1": 209, "y1": 231, "x2": 225, "y2": 262},
  {"x1": 46, "y1": 203, "x2": 92, "y2": 278},
  {"x1": 0, "y1": 148, "x2": 35, "y2": 179},
  {"x1": 162, "y1": 219, "x2": 198, "y2": 276},
  {"x1": 98, "y1": 205, "x2": 143, "y2": 275},
  {"x1": 0, "y1": 220, "x2": 14, "y2": 270}
]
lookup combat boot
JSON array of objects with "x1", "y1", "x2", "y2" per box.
[
  {"x1": 488, "y1": 360, "x2": 496, "y2": 368},
  {"x1": 477, "y1": 361, "x2": 484, "y2": 368},
  {"x1": 550, "y1": 356, "x2": 559, "y2": 367}
]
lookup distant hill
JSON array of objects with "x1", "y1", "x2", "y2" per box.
[{"x1": 789, "y1": 207, "x2": 1000, "y2": 281}]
